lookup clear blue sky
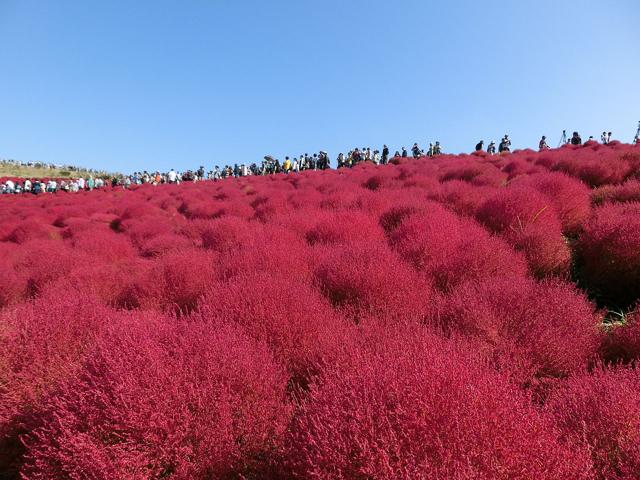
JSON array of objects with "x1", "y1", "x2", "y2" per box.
[{"x1": 0, "y1": 0, "x2": 638, "y2": 173}]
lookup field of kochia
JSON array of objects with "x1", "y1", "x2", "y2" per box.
[{"x1": 2, "y1": 142, "x2": 640, "y2": 479}]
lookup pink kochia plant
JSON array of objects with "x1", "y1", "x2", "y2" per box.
[
  {"x1": 20, "y1": 317, "x2": 291, "y2": 479},
  {"x1": 476, "y1": 186, "x2": 571, "y2": 278},
  {"x1": 285, "y1": 324, "x2": 592, "y2": 479}
]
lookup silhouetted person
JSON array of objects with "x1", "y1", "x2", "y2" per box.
[
  {"x1": 382, "y1": 145, "x2": 389, "y2": 164},
  {"x1": 475, "y1": 140, "x2": 484, "y2": 151},
  {"x1": 401, "y1": 147, "x2": 408, "y2": 158},
  {"x1": 487, "y1": 141, "x2": 496, "y2": 154},
  {"x1": 539, "y1": 136, "x2": 549, "y2": 151},
  {"x1": 570, "y1": 131, "x2": 582, "y2": 145},
  {"x1": 498, "y1": 135, "x2": 511, "y2": 153},
  {"x1": 411, "y1": 143, "x2": 421, "y2": 158}
]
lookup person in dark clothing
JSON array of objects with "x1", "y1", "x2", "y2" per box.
[
  {"x1": 411, "y1": 143, "x2": 421, "y2": 158},
  {"x1": 498, "y1": 135, "x2": 511, "y2": 153},
  {"x1": 539, "y1": 136, "x2": 549, "y2": 150},
  {"x1": 487, "y1": 141, "x2": 496, "y2": 154},
  {"x1": 401, "y1": 147, "x2": 408, "y2": 158},
  {"x1": 382, "y1": 145, "x2": 389, "y2": 165},
  {"x1": 570, "y1": 132, "x2": 582, "y2": 145},
  {"x1": 475, "y1": 140, "x2": 484, "y2": 151}
]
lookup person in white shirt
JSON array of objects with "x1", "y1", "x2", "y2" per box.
[
  {"x1": 5, "y1": 180, "x2": 15, "y2": 193},
  {"x1": 77, "y1": 177, "x2": 86, "y2": 190},
  {"x1": 168, "y1": 169, "x2": 177, "y2": 183},
  {"x1": 24, "y1": 179, "x2": 32, "y2": 192}
]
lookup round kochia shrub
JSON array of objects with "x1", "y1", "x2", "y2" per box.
[
  {"x1": 476, "y1": 186, "x2": 571, "y2": 278},
  {"x1": 313, "y1": 243, "x2": 433, "y2": 324},
  {"x1": 0, "y1": 292, "x2": 110, "y2": 473},
  {"x1": 512, "y1": 172, "x2": 591, "y2": 235},
  {"x1": 435, "y1": 277, "x2": 601, "y2": 388},
  {"x1": 577, "y1": 202, "x2": 640, "y2": 308},
  {"x1": 547, "y1": 366, "x2": 640, "y2": 480},
  {"x1": 390, "y1": 207, "x2": 527, "y2": 291},
  {"x1": 196, "y1": 271, "x2": 353, "y2": 388},
  {"x1": 285, "y1": 325, "x2": 591, "y2": 479},
  {"x1": 20, "y1": 317, "x2": 291, "y2": 479},
  {"x1": 600, "y1": 307, "x2": 640, "y2": 364}
]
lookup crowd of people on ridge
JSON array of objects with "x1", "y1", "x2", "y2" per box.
[{"x1": 3, "y1": 126, "x2": 640, "y2": 196}]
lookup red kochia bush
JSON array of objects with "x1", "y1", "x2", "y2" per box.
[
  {"x1": 577, "y1": 202, "x2": 640, "y2": 307},
  {"x1": 592, "y1": 179, "x2": 640, "y2": 205},
  {"x1": 600, "y1": 307, "x2": 640, "y2": 364},
  {"x1": 476, "y1": 186, "x2": 571, "y2": 278},
  {"x1": 547, "y1": 366, "x2": 640, "y2": 480},
  {"x1": 0, "y1": 253, "x2": 26, "y2": 308},
  {"x1": 285, "y1": 324, "x2": 591, "y2": 479},
  {"x1": 313, "y1": 244, "x2": 433, "y2": 324},
  {"x1": 435, "y1": 277, "x2": 601, "y2": 388},
  {"x1": 139, "y1": 249, "x2": 219, "y2": 314},
  {"x1": 304, "y1": 210, "x2": 386, "y2": 246},
  {"x1": 20, "y1": 317, "x2": 291, "y2": 479},
  {"x1": 512, "y1": 172, "x2": 591, "y2": 235},
  {"x1": 390, "y1": 207, "x2": 527, "y2": 291},
  {"x1": 0, "y1": 292, "x2": 109, "y2": 472},
  {"x1": 2, "y1": 219, "x2": 60, "y2": 244},
  {"x1": 196, "y1": 272, "x2": 353, "y2": 388},
  {"x1": 9, "y1": 239, "x2": 79, "y2": 297}
]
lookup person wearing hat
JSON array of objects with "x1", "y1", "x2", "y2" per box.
[{"x1": 498, "y1": 135, "x2": 511, "y2": 153}]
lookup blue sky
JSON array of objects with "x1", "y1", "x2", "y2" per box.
[{"x1": 0, "y1": 0, "x2": 638, "y2": 173}]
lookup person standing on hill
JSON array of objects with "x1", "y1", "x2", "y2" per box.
[
  {"x1": 401, "y1": 147, "x2": 408, "y2": 158},
  {"x1": 539, "y1": 136, "x2": 549, "y2": 151},
  {"x1": 412, "y1": 143, "x2": 421, "y2": 158},
  {"x1": 570, "y1": 131, "x2": 582, "y2": 145},
  {"x1": 168, "y1": 169, "x2": 177, "y2": 183},
  {"x1": 475, "y1": 140, "x2": 484, "y2": 151},
  {"x1": 433, "y1": 142, "x2": 442, "y2": 156},
  {"x1": 382, "y1": 145, "x2": 389, "y2": 165},
  {"x1": 498, "y1": 135, "x2": 511, "y2": 153},
  {"x1": 487, "y1": 141, "x2": 496, "y2": 154}
]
